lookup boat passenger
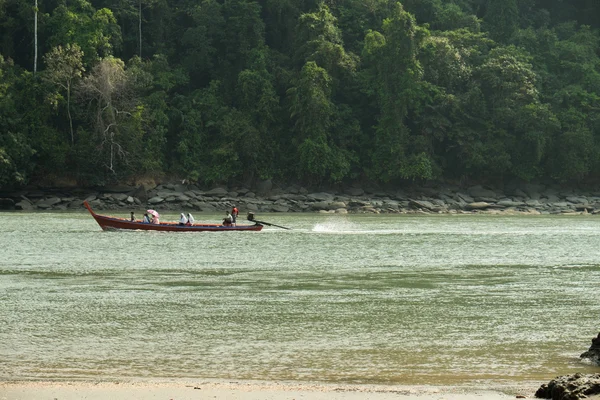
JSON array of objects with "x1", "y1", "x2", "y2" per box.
[
  {"x1": 130, "y1": 211, "x2": 135, "y2": 222},
  {"x1": 152, "y1": 216, "x2": 160, "y2": 224},
  {"x1": 231, "y1": 206, "x2": 239, "y2": 225},
  {"x1": 178, "y1": 213, "x2": 188, "y2": 226},
  {"x1": 142, "y1": 213, "x2": 151, "y2": 223},
  {"x1": 186, "y1": 213, "x2": 195, "y2": 226},
  {"x1": 223, "y1": 211, "x2": 233, "y2": 226}
]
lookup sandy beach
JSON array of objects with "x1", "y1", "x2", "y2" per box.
[{"x1": 0, "y1": 380, "x2": 541, "y2": 400}]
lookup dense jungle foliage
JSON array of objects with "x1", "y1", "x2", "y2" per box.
[{"x1": 0, "y1": 0, "x2": 599, "y2": 188}]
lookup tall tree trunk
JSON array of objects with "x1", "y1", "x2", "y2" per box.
[
  {"x1": 138, "y1": 0, "x2": 142, "y2": 58},
  {"x1": 34, "y1": 0, "x2": 38, "y2": 74},
  {"x1": 67, "y1": 83, "x2": 73, "y2": 144}
]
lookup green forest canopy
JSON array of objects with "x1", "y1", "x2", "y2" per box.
[{"x1": 0, "y1": 0, "x2": 599, "y2": 188}]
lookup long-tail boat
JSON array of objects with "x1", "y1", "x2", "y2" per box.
[{"x1": 84, "y1": 201, "x2": 264, "y2": 232}]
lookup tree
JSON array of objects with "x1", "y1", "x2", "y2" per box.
[
  {"x1": 362, "y1": 2, "x2": 432, "y2": 181},
  {"x1": 287, "y1": 61, "x2": 350, "y2": 182},
  {"x1": 43, "y1": 43, "x2": 84, "y2": 145},
  {"x1": 484, "y1": 0, "x2": 518, "y2": 42},
  {"x1": 77, "y1": 56, "x2": 138, "y2": 178},
  {"x1": 0, "y1": 56, "x2": 35, "y2": 186},
  {"x1": 46, "y1": 1, "x2": 121, "y2": 67}
]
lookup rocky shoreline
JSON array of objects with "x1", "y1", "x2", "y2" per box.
[
  {"x1": 535, "y1": 374, "x2": 600, "y2": 400},
  {"x1": 2, "y1": 181, "x2": 600, "y2": 215}
]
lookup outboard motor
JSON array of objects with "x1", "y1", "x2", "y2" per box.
[{"x1": 247, "y1": 212, "x2": 255, "y2": 222}]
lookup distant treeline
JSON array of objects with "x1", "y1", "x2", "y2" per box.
[{"x1": 0, "y1": 0, "x2": 599, "y2": 188}]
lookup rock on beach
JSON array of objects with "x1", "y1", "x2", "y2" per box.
[{"x1": 535, "y1": 373, "x2": 600, "y2": 400}]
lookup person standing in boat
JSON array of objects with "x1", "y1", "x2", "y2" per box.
[
  {"x1": 178, "y1": 213, "x2": 188, "y2": 226},
  {"x1": 223, "y1": 211, "x2": 233, "y2": 226},
  {"x1": 231, "y1": 206, "x2": 239, "y2": 225},
  {"x1": 130, "y1": 212, "x2": 135, "y2": 222},
  {"x1": 186, "y1": 213, "x2": 195, "y2": 226}
]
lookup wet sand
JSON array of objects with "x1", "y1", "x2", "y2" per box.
[{"x1": 0, "y1": 380, "x2": 539, "y2": 400}]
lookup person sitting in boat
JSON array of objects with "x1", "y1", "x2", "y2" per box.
[
  {"x1": 186, "y1": 213, "x2": 195, "y2": 226},
  {"x1": 151, "y1": 215, "x2": 160, "y2": 224},
  {"x1": 178, "y1": 213, "x2": 188, "y2": 226},
  {"x1": 130, "y1": 211, "x2": 135, "y2": 222},
  {"x1": 223, "y1": 211, "x2": 233, "y2": 226},
  {"x1": 142, "y1": 213, "x2": 151, "y2": 223}
]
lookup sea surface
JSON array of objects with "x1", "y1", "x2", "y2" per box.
[{"x1": 1, "y1": 211, "x2": 599, "y2": 387}]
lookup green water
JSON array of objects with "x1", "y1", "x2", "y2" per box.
[{"x1": 1, "y1": 212, "x2": 599, "y2": 387}]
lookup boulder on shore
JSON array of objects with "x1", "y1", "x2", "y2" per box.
[
  {"x1": 581, "y1": 332, "x2": 600, "y2": 365},
  {"x1": 535, "y1": 373, "x2": 600, "y2": 400}
]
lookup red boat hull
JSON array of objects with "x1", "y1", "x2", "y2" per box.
[{"x1": 84, "y1": 201, "x2": 263, "y2": 232}]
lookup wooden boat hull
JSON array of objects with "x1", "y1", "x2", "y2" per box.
[{"x1": 84, "y1": 201, "x2": 263, "y2": 232}]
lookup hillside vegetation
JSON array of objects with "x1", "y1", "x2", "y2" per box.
[{"x1": 0, "y1": 0, "x2": 599, "y2": 188}]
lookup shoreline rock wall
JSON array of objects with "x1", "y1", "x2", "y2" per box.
[{"x1": 2, "y1": 183, "x2": 600, "y2": 215}]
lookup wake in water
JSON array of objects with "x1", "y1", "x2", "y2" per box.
[
  {"x1": 312, "y1": 217, "x2": 361, "y2": 233},
  {"x1": 311, "y1": 218, "x2": 411, "y2": 235}
]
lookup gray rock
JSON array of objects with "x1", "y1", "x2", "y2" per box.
[
  {"x1": 271, "y1": 204, "x2": 290, "y2": 212},
  {"x1": 497, "y1": 200, "x2": 525, "y2": 207},
  {"x1": 465, "y1": 202, "x2": 490, "y2": 210},
  {"x1": 348, "y1": 199, "x2": 370, "y2": 207},
  {"x1": 330, "y1": 201, "x2": 347, "y2": 209},
  {"x1": 456, "y1": 193, "x2": 474, "y2": 203},
  {"x1": 68, "y1": 200, "x2": 83, "y2": 208},
  {"x1": 544, "y1": 194, "x2": 560, "y2": 203},
  {"x1": 173, "y1": 184, "x2": 188, "y2": 193},
  {"x1": 113, "y1": 193, "x2": 128, "y2": 202},
  {"x1": 409, "y1": 199, "x2": 436, "y2": 211},
  {"x1": 126, "y1": 196, "x2": 134, "y2": 203},
  {"x1": 284, "y1": 194, "x2": 307, "y2": 201},
  {"x1": 311, "y1": 201, "x2": 331, "y2": 210},
  {"x1": 148, "y1": 196, "x2": 164, "y2": 204},
  {"x1": 157, "y1": 190, "x2": 175, "y2": 198},
  {"x1": 37, "y1": 197, "x2": 62, "y2": 208},
  {"x1": 15, "y1": 200, "x2": 33, "y2": 210},
  {"x1": 335, "y1": 208, "x2": 348, "y2": 214},
  {"x1": 308, "y1": 192, "x2": 334, "y2": 201},
  {"x1": 206, "y1": 187, "x2": 228, "y2": 196},
  {"x1": 566, "y1": 196, "x2": 588, "y2": 204}
]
